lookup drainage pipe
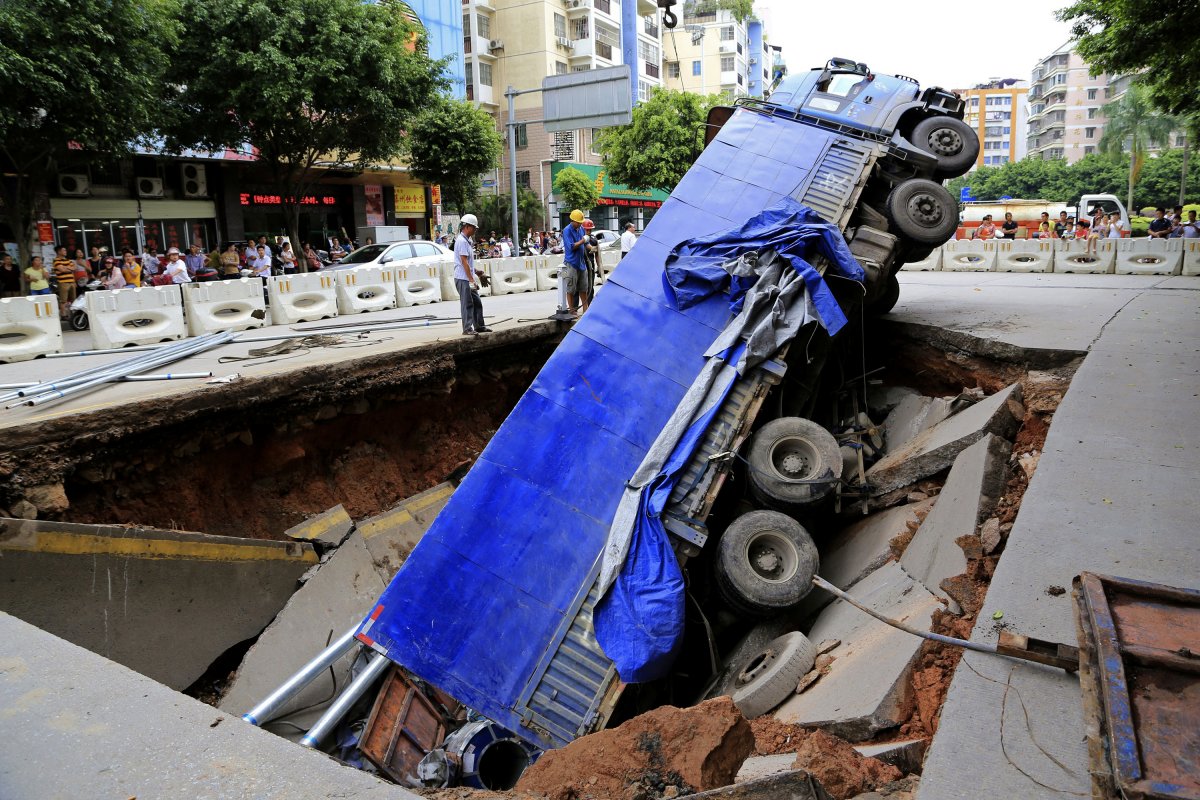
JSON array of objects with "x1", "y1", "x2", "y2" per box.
[
  {"x1": 241, "y1": 625, "x2": 361, "y2": 727},
  {"x1": 298, "y1": 652, "x2": 390, "y2": 748}
]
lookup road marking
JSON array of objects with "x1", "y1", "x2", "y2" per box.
[{"x1": 0, "y1": 529, "x2": 318, "y2": 563}]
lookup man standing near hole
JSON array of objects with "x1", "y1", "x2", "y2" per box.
[{"x1": 454, "y1": 214, "x2": 490, "y2": 336}]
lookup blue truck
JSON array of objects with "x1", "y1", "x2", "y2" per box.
[{"x1": 356, "y1": 58, "x2": 977, "y2": 789}]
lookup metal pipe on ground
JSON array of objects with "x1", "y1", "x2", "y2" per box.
[
  {"x1": 0, "y1": 372, "x2": 213, "y2": 390},
  {"x1": 241, "y1": 626, "x2": 361, "y2": 728},
  {"x1": 17, "y1": 333, "x2": 234, "y2": 408},
  {"x1": 0, "y1": 334, "x2": 216, "y2": 404},
  {"x1": 299, "y1": 653, "x2": 390, "y2": 749}
]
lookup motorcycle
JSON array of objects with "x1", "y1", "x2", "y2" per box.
[{"x1": 68, "y1": 279, "x2": 103, "y2": 331}]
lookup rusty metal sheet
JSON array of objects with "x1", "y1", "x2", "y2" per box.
[
  {"x1": 360, "y1": 666, "x2": 459, "y2": 787},
  {"x1": 1074, "y1": 572, "x2": 1200, "y2": 800}
]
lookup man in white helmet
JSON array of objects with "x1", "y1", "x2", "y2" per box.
[{"x1": 454, "y1": 214, "x2": 490, "y2": 335}]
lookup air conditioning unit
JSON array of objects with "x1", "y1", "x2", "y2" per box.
[
  {"x1": 749, "y1": 57, "x2": 758, "y2": 65},
  {"x1": 181, "y1": 163, "x2": 208, "y2": 197},
  {"x1": 488, "y1": 39, "x2": 503, "y2": 50},
  {"x1": 556, "y1": 36, "x2": 572, "y2": 47},
  {"x1": 137, "y1": 177, "x2": 164, "y2": 198},
  {"x1": 569, "y1": 0, "x2": 586, "y2": 8},
  {"x1": 57, "y1": 173, "x2": 91, "y2": 197}
]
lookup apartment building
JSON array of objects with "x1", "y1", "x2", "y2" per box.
[
  {"x1": 661, "y1": 5, "x2": 772, "y2": 99},
  {"x1": 461, "y1": 0, "x2": 666, "y2": 231},
  {"x1": 958, "y1": 78, "x2": 1029, "y2": 169},
  {"x1": 1026, "y1": 42, "x2": 1120, "y2": 164}
]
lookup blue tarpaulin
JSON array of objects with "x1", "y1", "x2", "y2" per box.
[{"x1": 591, "y1": 197, "x2": 864, "y2": 684}]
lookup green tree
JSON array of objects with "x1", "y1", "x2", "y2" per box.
[
  {"x1": 406, "y1": 96, "x2": 503, "y2": 212},
  {"x1": 1057, "y1": 0, "x2": 1200, "y2": 116},
  {"x1": 163, "y1": 0, "x2": 445, "y2": 264},
  {"x1": 1099, "y1": 85, "x2": 1177, "y2": 212},
  {"x1": 685, "y1": 0, "x2": 755, "y2": 22},
  {"x1": 0, "y1": 0, "x2": 177, "y2": 274},
  {"x1": 1135, "y1": 149, "x2": 1200, "y2": 209},
  {"x1": 595, "y1": 89, "x2": 721, "y2": 192},
  {"x1": 554, "y1": 167, "x2": 600, "y2": 213},
  {"x1": 473, "y1": 188, "x2": 543, "y2": 238}
]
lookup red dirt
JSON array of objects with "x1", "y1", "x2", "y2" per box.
[
  {"x1": 748, "y1": 716, "x2": 814, "y2": 755},
  {"x1": 516, "y1": 697, "x2": 754, "y2": 800},
  {"x1": 790, "y1": 729, "x2": 903, "y2": 800}
]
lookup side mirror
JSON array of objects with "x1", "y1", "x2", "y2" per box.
[{"x1": 379, "y1": 256, "x2": 392, "y2": 264}]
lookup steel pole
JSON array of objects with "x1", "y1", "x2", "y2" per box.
[
  {"x1": 241, "y1": 626, "x2": 361, "y2": 727},
  {"x1": 0, "y1": 372, "x2": 212, "y2": 390},
  {"x1": 507, "y1": 87, "x2": 521, "y2": 258},
  {"x1": 299, "y1": 653, "x2": 390, "y2": 748}
]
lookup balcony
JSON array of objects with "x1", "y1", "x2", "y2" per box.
[
  {"x1": 592, "y1": 0, "x2": 613, "y2": 17},
  {"x1": 565, "y1": 0, "x2": 590, "y2": 17},
  {"x1": 570, "y1": 37, "x2": 596, "y2": 60},
  {"x1": 643, "y1": 17, "x2": 659, "y2": 38},
  {"x1": 474, "y1": 0, "x2": 494, "y2": 9},
  {"x1": 720, "y1": 70, "x2": 738, "y2": 86},
  {"x1": 473, "y1": 35, "x2": 497, "y2": 59},
  {"x1": 644, "y1": 61, "x2": 660, "y2": 78},
  {"x1": 718, "y1": 40, "x2": 735, "y2": 53},
  {"x1": 474, "y1": 83, "x2": 495, "y2": 106}
]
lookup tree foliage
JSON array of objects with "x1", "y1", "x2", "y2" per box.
[
  {"x1": 554, "y1": 167, "x2": 600, "y2": 212},
  {"x1": 1099, "y1": 85, "x2": 1177, "y2": 210},
  {"x1": 163, "y1": 0, "x2": 445, "y2": 257},
  {"x1": 685, "y1": 0, "x2": 755, "y2": 21},
  {"x1": 472, "y1": 188, "x2": 543, "y2": 237},
  {"x1": 946, "y1": 150, "x2": 1199, "y2": 211},
  {"x1": 0, "y1": 0, "x2": 177, "y2": 269},
  {"x1": 1057, "y1": 0, "x2": 1200, "y2": 116},
  {"x1": 595, "y1": 89, "x2": 722, "y2": 192},
  {"x1": 406, "y1": 96, "x2": 502, "y2": 211}
]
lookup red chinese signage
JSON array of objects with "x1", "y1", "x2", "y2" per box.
[
  {"x1": 430, "y1": 185, "x2": 441, "y2": 205},
  {"x1": 239, "y1": 193, "x2": 338, "y2": 206},
  {"x1": 596, "y1": 198, "x2": 663, "y2": 209}
]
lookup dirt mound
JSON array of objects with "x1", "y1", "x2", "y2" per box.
[
  {"x1": 748, "y1": 716, "x2": 813, "y2": 755},
  {"x1": 516, "y1": 697, "x2": 754, "y2": 800},
  {"x1": 791, "y1": 729, "x2": 903, "y2": 800}
]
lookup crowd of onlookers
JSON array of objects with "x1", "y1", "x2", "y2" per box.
[
  {"x1": 971, "y1": 205, "x2": 1200, "y2": 251},
  {"x1": 433, "y1": 228, "x2": 567, "y2": 258}
]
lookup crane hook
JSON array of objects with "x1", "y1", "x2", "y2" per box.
[{"x1": 658, "y1": 0, "x2": 678, "y2": 28}]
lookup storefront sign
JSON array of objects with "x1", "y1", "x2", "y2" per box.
[
  {"x1": 37, "y1": 221, "x2": 54, "y2": 243},
  {"x1": 395, "y1": 186, "x2": 426, "y2": 214},
  {"x1": 550, "y1": 162, "x2": 669, "y2": 207},
  {"x1": 430, "y1": 185, "x2": 441, "y2": 205},
  {"x1": 364, "y1": 184, "x2": 385, "y2": 227},
  {"x1": 596, "y1": 197, "x2": 663, "y2": 209},
  {"x1": 239, "y1": 193, "x2": 338, "y2": 206}
]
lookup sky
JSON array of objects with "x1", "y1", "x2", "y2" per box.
[{"x1": 755, "y1": 0, "x2": 1078, "y2": 90}]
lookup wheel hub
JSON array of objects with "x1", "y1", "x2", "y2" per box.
[
  {"x1": 928, "y1": 129, "x2": 963, "y2": 156},
  {"x1": 780, "y1": 452, "x2": 809, "y2": 476},
  {"x1": 755, "y1": 549, "x2": 781, "y2": 572},
  {"x1": 906, "y1": 193, "x2": 944, "y2": 225}
]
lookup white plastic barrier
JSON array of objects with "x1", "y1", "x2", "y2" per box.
[
  {"x1": 440, "y1": 260, "x2": 493, "y2": 299},
  {"x1": 268, "y1": 273, "x2": 338, "y2": 325},
  {"x1": 899, "y1": 248, "x2": 942, "y2": 271},
  {"x1": 0, "y1": 296, "x2": 62, "y2": 363},
  {"x1": 489, "y1": 257, "x2": 538, "y2": 296},
  {"x1": 941, "y1": 240, "x2": 997, "y2": 271},
  {"x1": 597, "y1": 249, "x2": 620, "y2": 284},
  {"x1": 536, "y1": 255, "x2": 564, "y2": 292},
  {"x1": 87, "y1": 285, "x2": 186, "y2": 349},
  {"x1": 1182, "y1": 239, "x2": 1200, "y2": 276},
  {"x1": 182, "y1": 279, "x2": 267, "y2": 336},
  {"x1": 1052, "y1": 239, "x2": 1114, "y2": 274},
  {"x1": 335, "y1": 266, "x2": 398, "y2": 314},
  {"x1": 395, "y1": 262, "x2": 444, "y2": 306},
  {"x1": 996, "y1": 239, "x2": 1054, "y2": 273},
  {"x1": 1114, "y1": 238, "x2": 1182, "y2": 276}
]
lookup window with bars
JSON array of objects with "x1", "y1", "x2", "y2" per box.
[
  {"x1": 514, "y1": 123, "x2": 528, "y2": 149},
  {"x1": 516, "y1": 170, "x2": 531, "y2": 189},
  {"x1": 551, "y1": 130, "x2": 576, "y2": 161},
  {"x1": 571, "y1": 18, "x2": 588, "y2": 40}
]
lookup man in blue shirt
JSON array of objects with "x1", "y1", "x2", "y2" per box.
[
  {"x1": 454, "y1": 214, "x2": 490, "y2": 335},
  {"x1": 562, "y1": 209, "x2": 588, "y2": 314}
]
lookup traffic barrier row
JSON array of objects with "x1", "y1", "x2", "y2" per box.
[
  {"x1": 0, "y1": 296, "x2": 63, "y2": 363},
  {"x1": 902, "y1": 238, "x2": 1193, "y2": 275}
]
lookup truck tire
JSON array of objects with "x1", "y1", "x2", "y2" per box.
[
  {"x1": 715, "y1": 510, "x2": 819, "y2": 617},
  {"x1": 885, "y1": 179, "x2": 959, "y2": 245},
  {"x1": 866, "y1": 273, "x2": 900, "y2": 316},
  {"x1": 706, "y1": 618, "x2": 796, "y2": 700},
  {"x1": 746, "y1": 417, "x2": 842, "y2": 508},
  {"x1": 910, "y1": 116, "x2": 979, "y2": 180},
  {"x1": 730, "y1": 632, "x2": 817, "y2": 719}
]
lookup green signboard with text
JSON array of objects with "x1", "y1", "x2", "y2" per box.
[{"x1": 551, "y1": 162, "x2": 668, "y2": 209}]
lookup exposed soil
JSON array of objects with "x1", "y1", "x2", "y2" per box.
[
  {"x1": 749, "y1": 716, "x2": 815, "y2": 756},
  {"x1": 0, "y1": 327, "x2": 561, "y2": 538},
  {"x1": 791, "y1": 729, "x2": 903, "y2": 800},
  {"x1": 516, "y1": 697, "x2": 754, "y2": 800}
]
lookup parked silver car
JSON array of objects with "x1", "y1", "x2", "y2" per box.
[{"x1": 323, "y1": 240, "x2": 453, "y2": 271}]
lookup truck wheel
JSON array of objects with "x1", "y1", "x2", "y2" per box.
[
  {"x1": 911, "y1": 116, "x2": 979, "y2": 179},
  {"x1": 885, "y1": 179, "x2": 959, "y2": 245},
  {"x1": 730, "y1": 632, "x2": 817, "y2": 719},
  {"x1": 747, "y1": 417, "x2": 842, "y2": 508},
  {"x1": 706, "y1": 618, "x2": 795, "y2": 700},
  {"x1": 715, "y1": 510, "x2": 819, "y2": 616},
  {"x1": 866, "y1": 273, "x2": 900, "y2": 316}
]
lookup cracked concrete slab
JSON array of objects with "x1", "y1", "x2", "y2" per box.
[
  {"x1": 218, "y1": 531, "x2": 386, "y2": 737},
  {"x1": 883, "y1": 394, "x2": 953, "y2": 454},
  {"x1": 358, "y1": 483, "x2": 453, "y2": 582},
  {"x1": 0, "y1": 517, "x2": 315, "y2": 690},
  {"x1": 867, "y1": 383, "x2": 1023, "y2": 496},
  {"x1": 900, "y1": 434, "x2": 1010, "y2": 610},
  {"x1": 774, "y1": 562, "x2": 941, "y2": 741},
  {"x1": 285, "y1": 504, "x2": 354, "y2": 547}
]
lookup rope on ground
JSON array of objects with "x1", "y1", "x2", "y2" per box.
[{"x1": 217, "y1": 333, "x2": 392, "y2": 366}]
